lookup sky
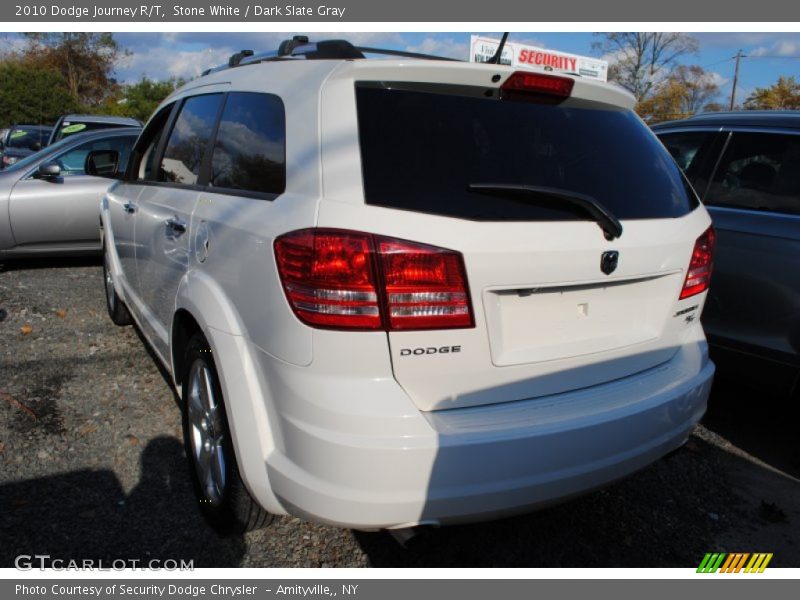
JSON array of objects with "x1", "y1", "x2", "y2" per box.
[{"x1": 3, "y1": 31, "x2": 800, "y2": 105}]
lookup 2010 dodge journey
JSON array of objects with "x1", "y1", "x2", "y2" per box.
[{"x1": 98, "y1": 38, "x2": 716, "y2": 532}]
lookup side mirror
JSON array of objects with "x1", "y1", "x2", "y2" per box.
[
  {"x1": 85, "y1": 149, "x2": 121, "y2": 178},
  {"x1": 31, "y1": 142, "x2": 42, "y2": 152},
  {"x1": 36, "y1": 162, "x2": 61, "y2": 180}
]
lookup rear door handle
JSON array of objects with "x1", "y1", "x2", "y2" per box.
[
  {"x1": 165, "y1": 217, "x2": 187, "y2": 234},
  {"x1": 123, "y1": 202, "x2": 136, "y2": 214}
]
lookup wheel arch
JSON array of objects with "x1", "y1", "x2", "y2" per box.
[{"x1": 172, "y1": 272, "x2": 287, "y2": 516}]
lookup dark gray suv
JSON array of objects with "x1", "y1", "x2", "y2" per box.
[{"x1": 653, "y1": 111, "x2": 800, "y2": 400}]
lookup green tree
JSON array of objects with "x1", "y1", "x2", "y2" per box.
[
  {"x1": 593, "y1": 33, "x2": 699, "y2": 103},
  {"x1": 21, "y1": 33, "x2": 128, "y2": 107},
  {"x1": 743, "y1": 76, "x2": 800, "y2": 110},
  {"x1": 702, "y1": 102, "x2": 726, "y2": 113},
  {"x1": 0, "y1": 61, "x2": 79, "y2": 128},
  {"x1": 99, "y1": 77, "x2": 184, "y2": 123},
  {"x1": 636, "y1": 80, "x2": 688, "y2": 123}
]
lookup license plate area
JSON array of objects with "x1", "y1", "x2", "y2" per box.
[{"x1": 483, "y1": 274, "x2": 679, "y2": 367}]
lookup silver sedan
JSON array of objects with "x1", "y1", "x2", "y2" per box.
[{"x1": 0, "y1": 128, "x2": 140, "y2": 260}]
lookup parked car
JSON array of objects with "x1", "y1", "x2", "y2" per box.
[
  {"x1": 48, "y1": 114, "x2": 142, "y2": 146},
  {"x1": 101, "y1": 38, "x2": 715, "y2": 534},
  {"x1": 653, "y1": 111, "x2": 800, "y2": 399},
  {"x1": 0, "y1": 127, "x2": 8, "y2": 157},
  {"x1": 0, "y1": 127, "x2": 139, "y2": 259},
  {"x1": 0, "y1": 125, "x2": 53, "y2": 169}
]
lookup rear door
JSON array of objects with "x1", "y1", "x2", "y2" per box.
[
  {"x1": 9, "y1": 133, "x2": 135, "y2": 247},
  {"x1": 318, "y1": 70, "x2": 713, "y2": 411},
  {"x1": 134, "y1": 93, "x2": 224, "y2": 358}
]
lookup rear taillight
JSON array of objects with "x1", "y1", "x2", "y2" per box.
[
  {"x1": 275, "y1": 229, "x2": 474, "y2": 331},
  {"x1": 274, "y1": 230, "x2": 381, "y2": 329},
  {"x1": 680, "y1": 226, "x2": 716, "y2": 299},
  {"x1": 377, "y1": 238, "x2": 472, "y2": 330},
  {"x1": 501, "y1": 71, "x2": 575, "y2": 103}
]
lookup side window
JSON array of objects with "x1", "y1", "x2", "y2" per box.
[
  {"x1": 656, "y1": 130, "x2": 723, "y2": 199},
  {"x1": 706, "y1": 132, "x2": 800, "y2": 215},
  {"x1": 159, "y1": 94, "x2": 223, "y2": 186},
  {"x1": 131, "y1": 104, "x2": 175, "y2": 182},
  {"x1": 209, "y1": 92, "x2": 286, "y2": 195},
  {"x1": 53, "y1": 135, "x2": 137, "y2": 177}
]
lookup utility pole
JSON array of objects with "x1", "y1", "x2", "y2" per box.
[{"x1": 730, "y1": 50, "x2": 745, "y2": 110}]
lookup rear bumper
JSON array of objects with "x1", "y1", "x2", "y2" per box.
[{"x1": 258, "y1": 340, "x2": 714, "y2": 529}]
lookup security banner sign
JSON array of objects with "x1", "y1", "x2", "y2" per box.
[{"x1": 470, "y1": 35, "x2": 609, "y2": 82}]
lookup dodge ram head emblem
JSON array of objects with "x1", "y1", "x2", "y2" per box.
[{"x1": 601, "y1": 251, "x2": 619, "y2": 275}]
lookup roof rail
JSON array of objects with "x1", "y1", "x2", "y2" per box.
[
  {"x1": 229, "y1": 49, "x2": 254, "y2": 67},
  {"x1": 200, "y1": 36, "x2": 461, "y2": 76}
]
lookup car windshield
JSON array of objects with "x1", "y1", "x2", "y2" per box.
[
  {"x1": 53, "y1": 121, "x2": 133, "y2": 143},
  {"x1": 5, "y1": 127, "x2": 50, "y2": 150}
]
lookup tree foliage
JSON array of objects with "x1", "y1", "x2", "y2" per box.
[
  {"x1": 593, "y1": 33, "x2": 699, "y2": 103},
  {"x1": 21, "y1": 33, "x2": 128, "y2": 107},
  {"x1": 636, "y1": 65, "x2": 720, "y2": 123},
  {"x1": 99, "y1": 77, "x2": 185, "y2": 122},
  {"x1": 743, "y1": 76, "x2": 800, "y2": 110},
  {"x1": 0, "y1": 61, "x2": 79, "y2": 127}
]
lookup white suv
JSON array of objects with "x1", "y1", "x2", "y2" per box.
[{"x1": 100, "y1": 38, "x2": 716, "y2": 533}]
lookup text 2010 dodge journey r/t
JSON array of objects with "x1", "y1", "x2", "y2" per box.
[{"x1": 99, "y1": 39, "x2": 716, "y2": 533}]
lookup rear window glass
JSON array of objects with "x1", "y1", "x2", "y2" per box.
[
  {"x1": 356, "y1": 86, "x2": 698, "y2": 221},
  {"x1": 209, "y1": 92, "x2": 286, "y2": 195}
]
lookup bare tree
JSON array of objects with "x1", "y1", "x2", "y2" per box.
[
  {"x1": 593, "y1": 33, "x2": 699, "y2": 102},
  {"x1": 635, "y1": 65, "x2": 720, "y2": 123},
  {"x1": 671, "y1": 65, "x2": 720, "y2": 114}
]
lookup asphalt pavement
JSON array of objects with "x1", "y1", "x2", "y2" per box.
[{"x1": 1, "y1": 257, "x2": 798, "y2": 568}]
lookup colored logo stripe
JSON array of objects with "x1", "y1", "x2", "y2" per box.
[
  {"x1": 720, "y1": 553, "x2": 749, "y2": 573},
  {"x1": 745, "y1": 553, "x2": 773, "y2": 573},
  {"x1": 697, "y1": 553, "x2": 773, "y2": 573},
  {"x1": 697, "y1": 553, "x2": 726, "y2": 573}
]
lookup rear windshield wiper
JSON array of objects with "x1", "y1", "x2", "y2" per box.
[{"x1": 468, "y1": 183, "x2": 623, "y2": 240}]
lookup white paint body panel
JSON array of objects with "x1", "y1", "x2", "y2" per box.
[{"x1": 102, "y1": 57, "x2": 715, "y2": 528}]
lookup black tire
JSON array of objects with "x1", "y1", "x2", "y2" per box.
[
  {"x1": 181, "y1": 333, "x2": 273, "y2": 534},
  {"x1": 103, "y1": 243, "x2": 133, "y2": 326}
]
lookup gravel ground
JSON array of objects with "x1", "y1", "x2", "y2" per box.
[{"x1": 1, "y1": 257, "x2": 798, "y2": 568}]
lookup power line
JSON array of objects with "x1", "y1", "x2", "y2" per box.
[
  {"x1": 744, "y1": 55, "x2": 800, "y2": 59},
  {"x1": 701, "y1": 57, "x2": 734, "y2": 69}
]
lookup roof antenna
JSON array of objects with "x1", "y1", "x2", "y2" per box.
[{"x1": 487, "y1": 32, "x2": 509, "y2": 65}]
